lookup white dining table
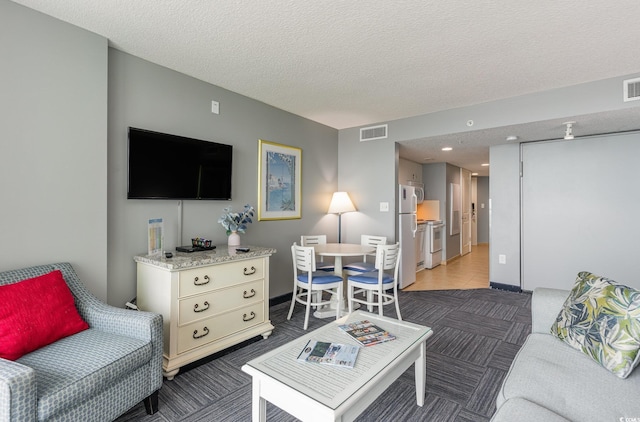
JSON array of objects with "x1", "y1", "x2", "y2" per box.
[{"x1": 312, "y1": 243, "x2": 375, "y2": 318}]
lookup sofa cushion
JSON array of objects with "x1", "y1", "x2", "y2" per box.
[
  {"x1": 17, "y1": 328, "x2": 151, "y2": 420},
  {"x1": 498, "y1": 333, "x2": 640, "y2": 420},
  {"x1": 491, "y1": 397, "x2": 570, "y2": 422},
  {"x1": 550, "y1": 271, "x2": 640, "y2": 378},
  {"x1": 0, "y1": 270, "x2": 89, "y2": 360}
]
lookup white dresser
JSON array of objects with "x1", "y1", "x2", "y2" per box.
[{"x1": 134, "y1": 246, "x2": 276, "y2": 379}]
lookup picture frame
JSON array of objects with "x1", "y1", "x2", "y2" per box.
[{"x1": 258, "y1": 139, "x2": 302, "y2": 220}]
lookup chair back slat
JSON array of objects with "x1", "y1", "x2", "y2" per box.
[
  {"x1": 300, "y1": 235, "x2": 327, "y2": 246},
  {"x1": 361, "y1": 235, "x2": 387, "y2": 247},
  {"x1": 375, "y1": 243, "x2": 401, "y2": 272},
  {"x1": 292, "y1": 243, "x2": 316, "y2": 273},
  {"x1": 361, "y1": 235, "x2": 387, "y2": 261}
]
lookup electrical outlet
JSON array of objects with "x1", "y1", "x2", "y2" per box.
[
  {"x1": 499, "y1": 254, "x2": 506, "y2": 264},
  {"x1": 380, "y1": 202, "x2": 389, "y2": 212}
]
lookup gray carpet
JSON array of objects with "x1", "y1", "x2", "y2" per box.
[{"x1": 116, "y1": 288, "x2": 532, "y2": 422}]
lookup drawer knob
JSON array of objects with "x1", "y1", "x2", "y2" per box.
[
  {"x1": 243, "y1": 266, "x2": 257, "y2": 276},
  {"x1": 193, "y1": 327, "x2": 209, "y2": 339},
  {"x1": 194, "y1": 275, "x2": 211, "y2": 286},
  {"x1": 243, "y1": 289, "x2": 256, "y2": 299},
  {"x1": 243, "y1": 311, "x2": 256, "y2": 322},
  {"x1": 194, "y1": 301, "x2": 210, "y2": 313}
]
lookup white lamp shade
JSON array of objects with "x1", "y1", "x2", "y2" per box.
[{"x1": 328, "y1": 192, "x2": 356, "y2": 214}]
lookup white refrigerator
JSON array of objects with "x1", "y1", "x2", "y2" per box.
[{"x1": 398, "y1": 184, "x2": 417, "y2": 288}]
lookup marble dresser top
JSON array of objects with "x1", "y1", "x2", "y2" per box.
[{"x1": 134, "y1": 245, "x2": 276, "y2": 270}]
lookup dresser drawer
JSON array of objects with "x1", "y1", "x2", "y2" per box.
[
  {"x1": 177, "y1": 302, "x2": 265, "y2": 354},
  {"x1": 178, "y1": 258, "x2": 264, "y2": 298},
  {"x1": 178, "y1": 279, "x2": 264, "y2": 325}
]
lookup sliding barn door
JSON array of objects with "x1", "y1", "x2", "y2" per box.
[{"x1": 521, "y1": 133, "x2": 640, "y2": 291}]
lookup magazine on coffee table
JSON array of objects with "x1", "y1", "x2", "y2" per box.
[
  {"x1": 297, "y1": 340, "x2": 360, "y2": 368},
  {"x1": 338, "y1": 320, "x2": 396, "y2": 347}
]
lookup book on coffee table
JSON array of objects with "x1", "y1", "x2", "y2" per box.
[
  {"x1": 338, "y1": 320, "x2": 396, "y2": 347},
  {"x1": 297, "y1": 340, "x2": 360, "y2": 368}
]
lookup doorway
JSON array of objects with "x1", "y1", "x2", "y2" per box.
[{"x1": 405, "y1": 244, "x2": 489, "y2": 290}]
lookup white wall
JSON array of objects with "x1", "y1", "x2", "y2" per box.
[{"x1": 0, "y1": 1, "x2": 108, "y2": 299}]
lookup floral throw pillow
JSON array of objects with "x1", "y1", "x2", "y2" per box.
[{"x1": 551, "y1": 271, "x2": 640, "y2": 378}]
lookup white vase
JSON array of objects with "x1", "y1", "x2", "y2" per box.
[{"x1": 228, "y1": 231, "x2": 241, "y2": 247}]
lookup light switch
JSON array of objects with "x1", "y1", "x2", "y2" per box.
[
  {"x1": 211, "y1": 100, "x2": 219, "y2": 114},
  {"x1": 499, "y1": 254, "x2": 506, "y2": 264},
  {"x1": 380, "y1": 202, "x2": 389, "y2": 212}
]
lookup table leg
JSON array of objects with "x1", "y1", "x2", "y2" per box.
[
  {"x1": 312, "y1": 256, "x2": 360, "y2": 318},
  {"x1": 414, "y1": 340, "x2": 426, "y2": 406},
  {"x1": 252, "y1": 378, "x2": 266, "y2": 421}
]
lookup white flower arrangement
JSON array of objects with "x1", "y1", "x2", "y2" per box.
[{"x1": 218, "y1": 204, "x2": 255, "y2": 235}]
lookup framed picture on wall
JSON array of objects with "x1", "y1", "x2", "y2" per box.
[{"x1": 258, "y1": 139, "x2": 302, "y2": 220}]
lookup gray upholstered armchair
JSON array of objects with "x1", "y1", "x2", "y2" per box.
[{"x1": 0, "y1": 262, "x2": 163, "y2": 421}]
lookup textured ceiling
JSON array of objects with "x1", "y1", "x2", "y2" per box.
[{"x1": 11, "y1": 0, "x2": 640, "y2": 175}]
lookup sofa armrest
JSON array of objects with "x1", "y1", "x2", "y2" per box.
[
  {"x1": 531, "y1": 288, "x2": 569, "y2": 334},
  {"x1": 0, "y1": 359, "x2": 37, "y2": 421},
  {"x1": 82, "y1": 303, "x2": 164, "y2": 389}
]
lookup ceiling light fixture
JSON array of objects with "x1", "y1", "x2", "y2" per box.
[
  {"x1": 442, "y1": 147, "x2": 452, "y2": 151},
  {"x1": 481, "y1": 163, "x2": 490, "y2": 167},
  {"x1": 563, "y1": 121, "x2": 575, "y2": 140},
  {"x1": 506, "y1": 135, "x2": 518, "y2": 141}
]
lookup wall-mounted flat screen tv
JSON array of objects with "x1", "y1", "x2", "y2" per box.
[{"x1": 127, "y1": 127, "x2": 233, "y2": 200}]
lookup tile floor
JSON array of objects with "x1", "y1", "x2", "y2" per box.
[{"x1": 404, "y1": 243, "x2": 489, "y2": 291}]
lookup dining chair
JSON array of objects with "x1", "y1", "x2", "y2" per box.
[
  {"x1": 300, "y1": 234, "x2": 334, "y2": 272},
  {"x1": 347, "y1": 242, "x2": 402, "y2": 320},
  {"x1": 343, "y1": 235, "x2": 387, "y2": 275},
  {"x1": 288, "y1": 243, "x2": 344, "y2": 330}
]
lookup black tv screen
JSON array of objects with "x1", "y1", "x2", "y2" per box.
[{"x1": 127, "y1": 127, "x2": 233, "y2": 200}]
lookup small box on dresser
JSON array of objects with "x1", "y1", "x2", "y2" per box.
[{"x1": 134, "y1": 246, "x2": 276, "y2": 380}]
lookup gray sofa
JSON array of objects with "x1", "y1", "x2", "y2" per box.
[
  {"x1": 492, "y1": 287, "x2": 640, "y2": 421},
  {"x1": 0, "y1": 263, "x2": 163, "y2": 421}
]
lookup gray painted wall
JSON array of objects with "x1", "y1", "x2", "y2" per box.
[
  {"x1": 488, "y1": 144, "x2": 521, "y2": 287},
  {"x1": 1, "y1": 1, "x2": 108, "y2": 300},
  {"x1": 338, "y1": 74, "x2": 640, "y2": 288},
  {"x1": 108, "y1": 50, "x2": 339, "y2": 306},
  {"x1": 476, "y1": 177, "x2": 490, "y2": 244},
  {"x1": 7, "y1": 1, "x2": 640, "y2": 303},
  {"x1": 337, "y1": 129, "x2": 397, "y2": 244}
]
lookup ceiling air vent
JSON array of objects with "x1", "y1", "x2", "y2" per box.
[
  {"x1": 360, "y1": 124, "x2": 388, "y2": 142},
  {"x1": 623, "y1": 77, "x2": 640, "y2": 102}
]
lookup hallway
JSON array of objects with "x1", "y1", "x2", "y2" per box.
[{"x1": 403, "y1": 243, "x2": 489, "y2": 291}]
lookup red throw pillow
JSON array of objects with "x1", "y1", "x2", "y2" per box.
[{"x1": 0, "y1": 269, "x2": 89, "y2": 360}]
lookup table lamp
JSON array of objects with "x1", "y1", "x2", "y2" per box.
[{"x1": 328, "y1": 192, "x2": 356, "y2": 243}]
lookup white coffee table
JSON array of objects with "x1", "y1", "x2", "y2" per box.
[{"x1": 241, "y1": 311, "x2": 433, "y2": 421}]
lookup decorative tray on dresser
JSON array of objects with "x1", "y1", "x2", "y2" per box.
[{"x1": 134, "y1": 245, "x2": 276, "y2": 380}]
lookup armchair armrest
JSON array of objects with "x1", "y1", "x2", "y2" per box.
[
  {"x1": 531, "y1": 288, "x2": 569, "y2": 334},
  {"x1": 78, "y1": 301, "x2": 164, "y2": 389},
  {"x1": 0, "y1": 359, "x2": 37, "y2": 421}
]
